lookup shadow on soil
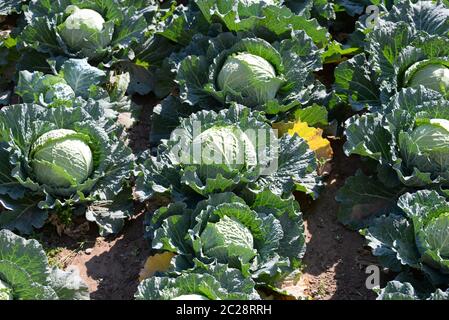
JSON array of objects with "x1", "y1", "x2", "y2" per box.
[
  {"x1": 298, "y1": 138, "x2": 377, "y2": 300},
  {"x1": 85, "y1": 214, "x2": 150, "y2": 300}
]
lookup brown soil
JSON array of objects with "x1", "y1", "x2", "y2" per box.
[
  {"x1": 65, "y1": 214, "x2": 150, "y2": 300},
  {"x1": 299, "y1": 138, "x2": 377, "y2": 300}
]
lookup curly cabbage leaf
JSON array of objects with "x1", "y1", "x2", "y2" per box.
[
  {"x1": 364, "y1": 190, "x2": 449, "y2": 287},
  {"x1": 135, "y1": 261, "x2": 260, "y2": 300}
]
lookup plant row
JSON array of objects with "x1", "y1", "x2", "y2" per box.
[{"x1": 0, "y1": 0, "x2": 448, "y2": 300}]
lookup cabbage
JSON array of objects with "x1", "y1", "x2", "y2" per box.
[
  {"x1": 192, "y1": 125, "x2": 257, "y2": 178},
  {"x1": 144, "y1": 190, "x2": 306, "y2": 287},
  {"x1": 0, "y1": 104, "x2": 135, "y2": 235},
  {"x1": 0, "y1": 279, "x2": 13, "y2": 300},
  {"x1": 30, "y1": 129, "x2": 93, "y2": 190},
  {"x1": 363, "y1": 190, "x2": 449, "y2": 290},
  {"x1": 16, "y1": 58, "x2": 130, "y2": 117},
  {"x1": 135, "y1": 262, "x2": 260, "y2": 300},
  {"x1": 58, "y1": 6, "x2": 110, "y2": 52},
  {"x1": 217, "y1": 52, "x2": 284, "y2": 107},
  {"x1": 408, "y1": 64, "x2": 449, "y2": 94},
  {"x1": 136, "y1": 105, "x2": 321, "y2": 201},
  {"x1": 334, "y1": 1, "x2": 449, "y2": 111},
  {"x1": 201, "y1": 216, "x2": 257, "y2": 265},
  {"x1": 409, "y1": 119, "x2": 449, "y2": 172},
  {"x1": 21, "y1": 0, "x2": 151, "y2": 63},
  {"x1": 0, "y1": 229, "x2": 89, "y2": 300}
]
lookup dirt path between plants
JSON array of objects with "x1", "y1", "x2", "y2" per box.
[{"x1": 299, "y1": 139, "x2": 376, "y2": 300}]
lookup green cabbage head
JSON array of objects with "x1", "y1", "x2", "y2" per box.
[
  {"x1": 201, "y1": 215, "x2": 257, "y2": 265},
  {"x1": 410, "y1": 118, "x2": 449, "y2": 171},
  {"x1": 58, "y1": 5, "x2": 110, "y2": 52},
  {"x1": 30, "y1": 129, "x2": 94, "y2": 190},
  {"x1": 408, "y1": 63, "x2": 449, "y2": 94},
  {"x1": 191, "y1": 125, "x2": 257, "y2": 177},
  {"x1": 217, "y1": 52, "x2": 284, "y2": 107},
  {"x1": 0, "y1": 279, "x2": 13, "y2": 300}
]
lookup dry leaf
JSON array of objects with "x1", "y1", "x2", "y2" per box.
[{"x1": 139, "y1": 252, "x2": 175, "y2": 282}]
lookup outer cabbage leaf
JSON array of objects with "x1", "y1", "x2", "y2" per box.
[
  {"x1": 16, "y1": 58, "x2": 132, "y2": 118},
  {"x1": 0, "y1": 229, "x2": 89, "y2": 300},
  {"x1": 135, "y1": 261, "x2": 260, "y2": 300},
  {"x1": 364, "y1": 190, "x2": 449, "y2": 287}
]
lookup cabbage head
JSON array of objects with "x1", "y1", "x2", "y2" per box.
[
  {"x1": 201, "y1": 215, "x2": 257, "y2": 265},
  {"x1": 191, "y1": 124, "x2": 257, "y2": 180},
  {"x1": 409, "y1": 119, "x2": 449, "y2": 172},
  {"x1": 44, "y1": 83, "x2": 76, "y2": 104},
  {"x1": 217, "y1": 52, "x2": 284, "y2": 107},
  {"x1": 58, "y1": 6, "x2": 111, "y2": 53},
  {"x1": 144, "y1": 190, "x2": 306, "y2": 287},
  {"x1": 0, "y1": 104, "x2": 134, "y2": 235},
  {"x1": 407, "y1": 62, "x2": 449, "y2": 95},
  {"x1": 30, "y1": 129, "x2": 94, "y2": 192}
]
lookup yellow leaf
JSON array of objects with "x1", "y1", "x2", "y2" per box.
[
  {"x1": 139, "y1": 252, "x2": 175, "y2": 282},
  {"x1": 274, "y1": 121, "x2": 333, "y2": 163}
]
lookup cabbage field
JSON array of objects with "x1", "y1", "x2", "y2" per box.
[{"x1": 1, "y1": 0, "x2": 449, "y2": 301}]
